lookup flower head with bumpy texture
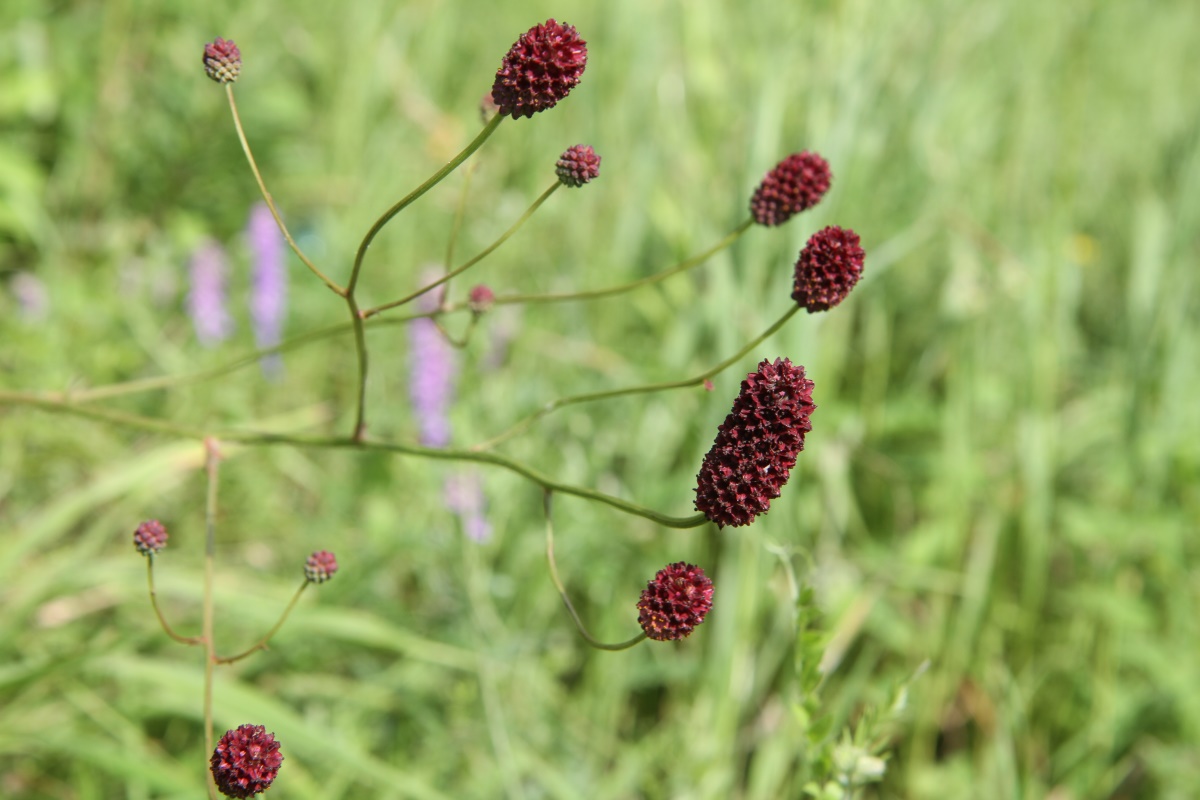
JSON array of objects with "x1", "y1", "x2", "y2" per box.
[
  {"x1": 133, "y1": 520, "x2": 168, "y2": 556},
  {"x1": 491, "y1": 19, "x2": 587, "y2": 119},
  {"x1": 793, "y1": 226, "x2": 865, "y2": 312},
  {"x1": 750, "y1": 151, "x2": 831, "y2": 226},
  {"x1": 695, "y1": 358, "x2": 815, "y2": 528},
  {"x1": 637, "y1": 562, "x2": 714, "y2": 641},
  {"x1": 304, "y1": 550, "x2": 338, "y2": 584},
  {"x1": 203, "y1": 38, "x2": 242, "y2": 84},
  {"x1": 210, "y1": 724, "x2": 282, "y2": 798},
  {"x1": 556, "y1": 144, "x2": 601, "y2": 187}
]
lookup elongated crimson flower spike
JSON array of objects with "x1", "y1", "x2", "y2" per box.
[
  {"x1": 555, "y1": 144, "x2": 601, "y2": 187},
  {"x1": 203, "y1": 37, "x2": 242, "y2": 84},
  {"x1": 491, "y1": 19, "x2": 587, "y2": 119},
  {"x1": 749, "y1": 151, "x2": 831, "y2": 226},
  {"x1": 792, "y1": 225, "x2": 865, "y2": 312},
  {"x1": 694, "y1": 358, "x2": 815, "y2": 528},
  {"x1": 210, "y1": 724, "x2": 282, "y2": 798},
  {"x1": 637, "y1": 562, "x2": 714, "y2": 641}
]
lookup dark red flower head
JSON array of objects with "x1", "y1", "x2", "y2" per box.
[
  {"x1": 792, "y1": 226, "x2": 865, "y2": 312},
  {"x1": 203, "y1": 37, "x2": 242, "y2": 84},
  {"x1": 750, "y1": 151, "x2": 831, "y2": 226},
  {"x1": 133, "y1": 520, "x2": 168, "y2": 556},
  {"x1": 695, "y1": 358, "x2": 815, "y2": 528},
  {"x1": 491, "y1": 19, "x2": 587, "y2": 119},
  {"x1": 304, "y1": 550, "x2": 338, "y2": 584},
  {"x1": 210, "y1": 724, "x2": 282, "y2": 798},
  {"x1": 637, "y1": 562, "x2": 714, "y2": 641},
  {"x1": 556, "y1": 144, "x2": 601, "y2": 187},
  {"x1": 467, "y1": 284, "x2": 496, "y2": 314}
]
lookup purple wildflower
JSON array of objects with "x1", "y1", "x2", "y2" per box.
[
  {"x1": 188, "y1": 239, "x2": 233, "y2": 346},
  {"x1": 11, "y1": 272, "x2": 49, "y2": 322},
  {"x1": 444, "y1": 472, "x2": 492, "y2": 542},
  {"x1": 409, "y1": 270, "x2": 458, "y2": 447},
  {"x1": 247, "y1": 202, "x2": 287, "y2": 375}
]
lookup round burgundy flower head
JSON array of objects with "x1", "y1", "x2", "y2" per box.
[
  {"x1": 203, "y1": 37, "x2": 242, "y2": 84},
  {"x1": 556, "y1": 144, "x2": 601, "y2": 187},
  {"x1": 793, "y1": 225, "x2": 865, "y2": 312},
  {"x1": 304, "y1": 550, "x2": 338, "y2": 584},
  {"x1": 133, "y1": 519, "x2": 168, "y2": 556},
  {"x1": 491, "y1": 19, "x2": 587, "y2": 119},
  {"x1": 467, "y1": 284, "x2": 495, "y2": 314},
  {"x1": 210, "y1": 724, "x2": 282, "y2": 798},
  {"x1": 749, "y1": 151, "x2": 831, "y2": 226},
  {"x1": 695, "y1": 358, "x2": 815, "y2": 528},
  {"x1": 637, "y1": 562, "x2": 714, "y2": 641}
]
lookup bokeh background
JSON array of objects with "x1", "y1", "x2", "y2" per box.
[{"x1": 2, "y1": 0, "x2": 1199, "y2": 797}]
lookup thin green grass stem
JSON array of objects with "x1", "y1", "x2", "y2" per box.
[
  {"x1": 363, "y1": 180, "x2": 560, "y2": 319},
  {"x1": 226, "y1": 85, "x2": 342, "y2": 296},
  {"x1": 346, "y1": 293, "x2": 369, "y2": 441},
  {"x1": 474, "y1": 305, "x2": 801, "y2": 451},
  {"x1": 543, "y1": 492, "x2": 647, "y2": 652},
  {"x1": 347, "y1": 113, "x2": 504, "y2": 296},
  {"x1": 215, "y1": 581, "x2": 309, "y2": 664}
]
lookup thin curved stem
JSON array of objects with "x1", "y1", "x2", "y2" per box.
[
  {"x1": 346, "y1": 294, "x2": 369, "y2": 441},
  {"x1": 363, "y1": 181, "x2": 560, "y2": 319},
  {"x1": 215, "y1": 581, "x2": 309, "y2": 664},
  {"x1": 146, "y1": 556, "x2": 203, "y2": 645},
  {"x1": 0, "y1": 392, "x2": 706, "y2": 528},
  {"x1": 226, "y1": 85, "x2": 343, "y2": 296},
  {"x1": 473, "y1": 305, "x2": 801, "y2": 451},
  {"x1": 348, "y1": 114, "x2": 504, "y2": 297},
  {"x1": 201, "y1": 438, "x2": 221, "y2": 795},
  {"x1": 494, "y1": 219, "x2": 753, "y2": 307},
  {"x1": 443, "y1": 161, "x2": 479, "y2": 279},
  {"x1": 543, "y1": 492, "x2": 648, "y2": 652}
]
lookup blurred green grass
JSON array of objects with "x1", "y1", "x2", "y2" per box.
[{"x1": 2, "y1": 0, "x2": 1199, "y2": 797}]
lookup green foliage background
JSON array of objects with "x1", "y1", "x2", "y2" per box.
[{"x1": 2, "y1": 0, "x2": 1199, "y2": 797}]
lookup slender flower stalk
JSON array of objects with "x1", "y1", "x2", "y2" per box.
[
  {"x1": 493, "y1": 220, "x2": 753, "y2": 306},
  {"x1": 543, "y1": 492, "x2": 646, "y2": 651},
  {"x1": 223, "y1": 84, "x2": 340, "y2": 296},
  {"x1": 472, "y1": 305, "x2": 800, "y2": 451},
  {"x1": 202, "y1": 438, "x2": 221, "y2": 798},
  {"x1": 363, "y1": 180, "x2": 560, "y2": 320}
]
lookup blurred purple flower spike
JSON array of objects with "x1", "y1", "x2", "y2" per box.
[
  {"x1": 247, "y1": 202, "x2": 287, "y2": 376},
  {"x1": 409, "y1": 270, "x2": 458, "y2": 447},
  {"x1": 444, "y1": 471, "x2": 492, "y2": 543},
  {"x1": 188, "y1": 239, "x2": 233, "y2": 346}
]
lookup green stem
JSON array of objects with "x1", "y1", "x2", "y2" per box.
[
  {"x1": 346, "y1": 294, "x2": 369, "y2": 441},
  {"x1": 443, "y1": 161, "x2": 479, "y2": 280},
  {"x1": 0, "y1": 392, "x2": 706, "y2": 528},
  {"x1": 543, "y1": 492, "x2": 648, "y2": 652},
  {"x1": 347, "y1": 114, "x2": 503, "y2": 297},
  {"x1": 494, "y1": 219, "x2": 753, "y2": 307},
  {"x1": 474, "y1": 305, "x2": 801, "y2": 451},
  {"x1": 202, "y1": 438, "x2": 220, "y2": 796},
  {"x1": 214, "y1": 581, "x2": 309, "y2": 664},
  {"x1": 226, "y1": 85, "x2": 343, "y2": 297},
  {"x1": 363, "y1": 181, "x2": 560, "y2": 319},
  {"x1": 146, "y1": 556, "x2": 203, "y2": 645}
]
